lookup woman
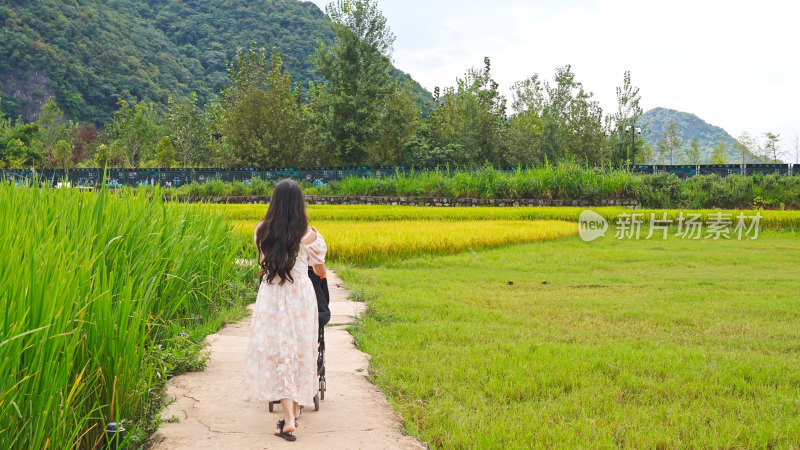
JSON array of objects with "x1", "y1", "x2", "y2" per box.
[{"x1": 241, "y1": 179, "x2": 327, "y2": 442}]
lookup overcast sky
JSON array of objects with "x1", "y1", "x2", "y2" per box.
[{"x1": 308, "y1": 0, "x2": 800, "y2": 160}]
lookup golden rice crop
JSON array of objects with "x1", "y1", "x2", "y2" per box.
[
  {"x1": 233, "y1": 219, "x2": 577, "y2": 265},
  {"x1": 220, "y1": 204, "x2": 800, "y2": 230},
  {"x1": 218, "y1": 203, "x2": 597, "y2": 222}
]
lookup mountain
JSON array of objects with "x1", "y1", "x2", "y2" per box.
[
  {"x1": 0, "y1": 0, "x2": 431, "y2": 125},
  {"x1": 640, "y1": 107, "x2": 760, "y2": 164}
]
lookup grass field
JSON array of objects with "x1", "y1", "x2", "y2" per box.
[
  {"x1": 9, "y1": 185, "x2": 797, "y2": 448},
  {"x1": 338, "y1": 231, "x2": 800, "y2": 448},
  {"x1": 218, "y1": 202, "x2": 800, "y2": 446}
]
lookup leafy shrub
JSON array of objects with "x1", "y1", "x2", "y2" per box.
[
  {"x1": 249, "y1": 177, "x2": 272, "y2": 196},
  {"x1": 150, "y1": 336, "x2": 210, "y2": 377},
  {"x1": 230, "y1": 181, "x2": 248, "y2": 196},
  {"x1": 636, "y1": 173, "x2": 682, "y2": 208}
]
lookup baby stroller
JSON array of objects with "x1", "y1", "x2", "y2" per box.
[{"x1": 269, "y1": 267, "x2": 330, "y2": 412}]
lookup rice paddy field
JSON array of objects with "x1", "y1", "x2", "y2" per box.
[
  {"x1": 225, "y1": 202, "x2": 800, "y2": 448},
  {"x1": 0, "y1": 185, "x2": 249, "y2": 448},
  {"x1": 5, "y1": 185, "x2": 800, "y2": 448},
  {"x1": 231, "y1": 218, "x2": 577, "y2": 265},
  {"x1": 222, "y1": 204, "x2": 800, "y2": 265}
]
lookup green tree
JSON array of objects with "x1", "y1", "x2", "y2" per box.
[
  {"x1": 152, "y1": 136, "x2": 176, "y2": 168},
  {"x1": 94, "y1": 143, "x2": 110, "y2": 168},
  {"x1": 106, "y1": 100, "x2": 163, "y2": 167},
  {"x1": 507, "y1": 75, "x2": 544, "y2": 166},
  {"x1": 3, "y1": 139, "x2": 28, "y2": 168},
  {"x1": 510, "y1": 65, "x2": 605, "y2": 166},
  {"x1": 0, "y1": 104, "x2": 10, "y2": 168},
  {"x1": 428, "y1": 58, "x2": 508, "y2": 166},
  {"x1": 657, "y1": 120, "x2": 681, "y2": 164},
  {"x1": 219, "y1": 43, "x2": 315, "y2": 167},
  {"x1": 0, "y1": 99, "x2": 7, "y2": 131},
  {"x1": 710, "y1": 139, "x2": 729, "y2": 164},
  {"x1": 760, "y1": 132, "x2": 781, "y2": 163},
  {"x1": 202, "y1": 101, "x2": 236, "y2": 168},
  {"x1": 635, "y1": 139, "x2": 655, "y2": 164},
  {"x1": 311, "y1": 0, "x2": 396, "y2": 165},
  {"x1": 53, "y1": 139, "x2": 73, "y2": 169},
  {"x1": 684, "y1": 139, "x2": 701, "y2": 165},
  {"x1": 608, "y1": 71, "x2": 645, "y2": 166},
  {"x1": 733, "y1": 131, "x2": 769, "y2": 164},
  {"x1": 109, "y1": 140, "x2": 129, "y2": 167},
  {"x1": 736, "y1": 132, "x2": 753, "y2": 164},
  {"x1": 37, "y1": 98, "x2": 73, "y2": 168},
  {"x1": 0, "y1": 122, "x2": 42, "y2": 168},
  {"x1": 368, "y1": 83, "x2": 422, "y2": 166},
  {"x1": 71, "y1": 123, "x2": 98, "y2": 166},
  {"x1": 167, "y1": 92, "x2": 212, "y2": 167}
]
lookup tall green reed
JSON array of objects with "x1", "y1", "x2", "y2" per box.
[
  {"x1": 160, "y1": 166, "x2": 797, "y2": 209},
  {"x1": 326, "y1": 163, "x2": 642, "y2": 200},
  {"x1": 0, "y1": 182, "x2": 243, "y2": 448}
]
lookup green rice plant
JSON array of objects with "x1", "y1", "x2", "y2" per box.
[{"x1": 0, "y1": 183, "x2": 244, "y2": 448}]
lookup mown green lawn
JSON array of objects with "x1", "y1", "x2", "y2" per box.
[{"x1": 337, "y1": 230, "x2": 800, "y2": 449}]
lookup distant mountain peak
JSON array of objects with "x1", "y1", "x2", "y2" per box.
[{"x1": 641, "y1": 107, "x2": 760, "y2": 164}]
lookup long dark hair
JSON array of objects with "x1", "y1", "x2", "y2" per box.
[{"x1": 256, "y1": 179, "x2": 308, "y2": 285}]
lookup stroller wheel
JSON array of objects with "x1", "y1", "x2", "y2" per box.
[
  {"x1": 313, "y1": 393, "x2": 320, "y2": 411},
  {"x1": 269, "y1": 401, "x2": 274, "y2": 412},
  {"x1": 320, "y1": 380, "x2": 326, "y2": 400}
]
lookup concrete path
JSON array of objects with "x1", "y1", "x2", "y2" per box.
[{"x1": 148, "y1": 270, "x2": 426, "y2": 450}]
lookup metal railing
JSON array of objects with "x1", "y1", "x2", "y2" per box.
[
  {"x1": 630, "y1": 164, "x2": 794, "y2": 178},
  {"x1": 2, "y1": 164, "x2": 797, "y2": 187}
]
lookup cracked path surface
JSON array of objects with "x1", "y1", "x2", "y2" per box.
[{"x1": 148, "y1": 271, "x2": 426, "y2": 450}]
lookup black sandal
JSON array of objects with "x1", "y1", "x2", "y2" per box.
[{"x1": 275, "y1": 419, "x2": 297, "y2": 442}]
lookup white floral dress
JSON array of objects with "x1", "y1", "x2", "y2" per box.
[{"x1": 241, "y1": 225, "x2": 327, "y2": 406}]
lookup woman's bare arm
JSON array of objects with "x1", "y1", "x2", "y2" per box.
[
  {"x1": 301, "y1": 227, "x2": 317, "y2": 245},
  {"x1": 303, "y1": 227, "x2": 326, "y2": 276}
]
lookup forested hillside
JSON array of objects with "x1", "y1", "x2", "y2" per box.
[
  {"x1": 642, "y1": 107, "x2": 761, "y2": 163},
  {"x1": 3, "y1": 0, "x2": 774, "y2": 171},
  {"x1": 0, "y1": 0, "x2": 428, "y2": 125}
]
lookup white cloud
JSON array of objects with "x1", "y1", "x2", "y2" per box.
[{"x1": 308, "y1": 0, "x2": 800, "y2": 156}]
